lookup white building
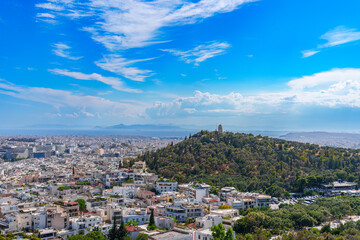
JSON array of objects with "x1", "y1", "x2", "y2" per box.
[
  {"x1": 33, "y1": 209, "x2": 47, "y2": 229},
  {"x1": 155, "y1": 216, "x2": 174, "y2": 229},
  {"x1": 113, "y1": 186, "x2": 139, "y2": 198},
  {"x1": 156, "y1": 181, "x2": 178, "y2": 193},
  {"x1": 71, "y1": 215, "x2": 103, "y2": 230},
  {"x1": 122, "y1": 208, "x2": 149, "y2": 225},
  {"x1": 195, "y1": 228, "x2": 213, "y2": 240},
  {"x1": 196, "y1": 214, "x2": 222, "y2": 229}
]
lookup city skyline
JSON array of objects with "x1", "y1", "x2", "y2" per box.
[{"x1": 1, "y1": 0, "x2": 360, "y2": 131}]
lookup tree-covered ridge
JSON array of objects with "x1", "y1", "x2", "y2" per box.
[{"x1": 137, "y1": 131, "x2": 360, "y2": 195}]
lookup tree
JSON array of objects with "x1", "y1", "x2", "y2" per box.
[
  {"x1": 108, "y1": 216, "x2": 118, "y2": 240},
  {"x1": 126, "y1": 220, "x2": 138, "y2": 226},
  {"x1": 149, "y1": 209, "x2": 155, "y2": 227},
  {"x1": 136, "y1": 233, "x2": 148, "y2": 240},
  {"x1": 118, "y1": 216, "x2": 128, "y2": 239},
  {"x1": 224, "y1": 228, "x2": 233, "y2": 240},
  {"x1": 67, "y1": 231, "x2": 106, "y2": 240},
  {"x1": 211, "y1": 223, "x2": 226, "y2": 240},
  {"x1": 75, "y1": 199, "x2": 86, "y2": 211}
]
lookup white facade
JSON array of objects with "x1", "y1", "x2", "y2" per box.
[
  {"x1": 155, "y1": 216, "x2": 175, "y2": 229},
  {"x1": 71, "y1": 215, "x2": 103, "y2": 230},
  {"x1": 17, "y1": 213, "x2": 32, "y2": 230},
  {"x1": 0, "y1": 203, "x2": 19, "y2": 214},
  {"x1": 122, "y1": 208, "x2": 149, "y2": 225},
  {"x1": 195, "y1": 228, "x2": 213, "y2": 240},
  {"x1": 196, "y1": 214, "x2": 222, "y2": 229},
  {"x1": 156, "y1": 182, "x2": 178, "y2": 193},
  {"x1": 113, "y1": 186, "x2": 139, "y2": 198},
  {"x1": 33, "y1": 210, "x2": 47, "y2": 229}
]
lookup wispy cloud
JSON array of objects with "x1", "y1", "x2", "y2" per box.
[
  {"x1": 302, "y1": 26, "x2": 360, "y2": 58},
  {"x1": 301, "y1": 50, "x2": 320, "y2": 58},
  {"x1": 319, "y1": 26, "x2": 360, "y2": 48},
  {"x1": 147, "y1": 68, "x2": 360, "y2": 117},
  {"x1": 0, "y1": 81, "x2": 145, "y2": 118},
  {"x1": 36, "y1": 12, "x2": 56, "y2": 23},
  {"x1": 35, "y1": 2, "x2": 64, "y2": 11},
  {"x1": 95, "y1": 55, "x2": 155, "y2": 82},
  {"x1": 52, "y1": 43, "x2": 82, "y2": 60},
  {"x1": 36, "y1": 0, "x2": 256, "y2": 50},
  {"x1": 50, "y1": 69, "x2": 142, "y2": 93},
  {"x1": 37, "y1": 0, "x2": 254, "y2": 82},
  {"x1": 162, "y1": 41, "x2": 230, "y2": 65}
]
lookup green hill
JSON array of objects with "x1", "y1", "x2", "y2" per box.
[{"x1": 135, "y1": 130, "x2": 360, "y2": 197}]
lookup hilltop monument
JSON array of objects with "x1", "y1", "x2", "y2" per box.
[{"x1": 218, "y1": 124, "x2": 223, "y2": 133}]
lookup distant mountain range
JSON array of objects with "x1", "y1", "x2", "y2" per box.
[
  {"x1": 95, "y1": 124, "x2": 186, "y2": 131},
  {"x1": 280, "y1": 131, "x2": 360, "y2": 149}
]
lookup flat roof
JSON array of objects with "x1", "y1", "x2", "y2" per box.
[{"x1": 149, "y1": 230, "x2": 192, "y2": 240}]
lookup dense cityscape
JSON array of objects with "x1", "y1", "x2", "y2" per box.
[
  {"x1": 1, "y1": 0, "x2": 360, "y2": 239},
  {"x1": 0, "y1": 130, "x2": 360, "y2": 239}
]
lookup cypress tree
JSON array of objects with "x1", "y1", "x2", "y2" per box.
[
  {"x1": 118, "y1": 216, "x2": 128, "y2": 239},
  {"x1": 108, "y1": 215, "x2": 118, "y2": 240},
  {"x1": 149, "y1": 209, "x2": 155, "y2": 227}
]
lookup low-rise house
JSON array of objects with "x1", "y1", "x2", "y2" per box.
[
  {"x1": 155, "y1": 216, "x2": 174, "y2": 229},
  {"x1": 196, "y1": 214, "x2": 222, "y2": 229},
  {"x1": 148, "y1": 229, "x2": 193, "y2": 240},
  {"x1": 137, "y1": 190, "x2": 155, "y2": 200},
  {"x1": 71, "y1": 215, "x2": 102, "y2": 230},
  {"x1": 125, "y1": 225, "x2": 145, "y2": 240},
  {"x1": 122, "y1": 208, "x2": 149, "y2": 225}
]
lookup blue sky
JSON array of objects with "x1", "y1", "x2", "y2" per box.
[{"x1": 1, "y1": 0, "x2": 360, "y2": 131}]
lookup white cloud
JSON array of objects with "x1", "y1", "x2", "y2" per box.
[
  {"x1": 52, "y1": 43, "x2": 82, "y2": 60},
  {"x1": 162, "y1": 41, "x2": 230, "y2": 65},
  {"x1": 302, "y1": 26, "x2": 360, "y2": 58},
  {"x1": 287, "y1": 68, "x2": 360, "y2": 90},
  {"x1": 0, "y1": 81, "x2": 145, "y2": 118},
  {"x1": 147, "y1": 68, "x2": 360, "y2": 117},
  {"x1": 35, "y1": 2, "x2": 64, "y2": 11},
  {"x1": 37, "y1": 0, "x2": 254, "y2": 82},
  {"x1": 36, "y1": 0, "x2": 256, "y2": 50},
  {"x1": 37, "y1": 13, "x2": 56, "y2": 18},
  {"x1": 36, "y1": 12, "x2": 57, "y2": 23},
  {"x1": 319, "y1": 26, "x2": 360, "y2": 48},
  {"x1": 50, "y1": 69, "x2": 142, "y2": 93},
  {"x1": 301, "y1": 50, "x2": 320, "y2": 58},
  {"x1": 95, "y1": 55, "x2": 154, "y2": 82}
]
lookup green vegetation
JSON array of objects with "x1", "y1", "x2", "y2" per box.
[
  {"x1": 136, "y1": 233, "x2": 148, "y2": 240},
  {"x1": 108, "y1": 216, "x2": 130, "y2": 240},
  {"x1": 75, "y1": 199, "x2": 87, "y2": 211},
  {"x1": 233, "y1": 196, "x2": 360, "y2": 236},
  {"x1": 76, "y1": 182, "x2": 90, "y2": 185},
  {"x1": 0, "y1": 233, "x2": 41, "y2": 240},
  {"x1": 218, "y1": 204, "x2": 232, "y2": 209},
  {"x1": 147, "y1": 209, "x2": 157, "y2": 231},
  {"x1": 211, "y1": 223, "x2": 234, "y2": 240},
  {"x1": 277, "y1": 222, "x2": 360, "y2": 240},
  {"x1": 125, "y1": 220, "x2": 139, "y2": 226},
  {"x1": 67, "y1": 231, "x2": 106, "y2": 240},
  {"x1": 136, "y1": 131, "x2": 360, "y2": 195}
]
